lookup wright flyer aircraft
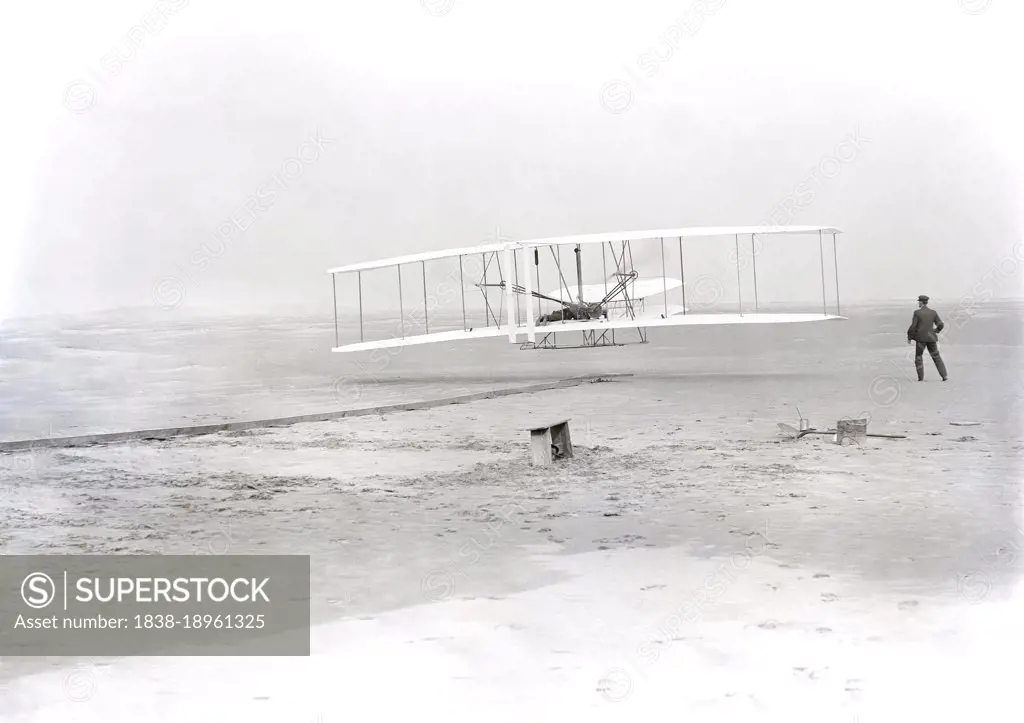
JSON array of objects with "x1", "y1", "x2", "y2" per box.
[{"x1": 327, "y1": 226, "x2": 845, "y2": 353}]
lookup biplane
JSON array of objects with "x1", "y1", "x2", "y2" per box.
[{"x1": 327, "y1": 226, "x2": 845, "y2": 353}]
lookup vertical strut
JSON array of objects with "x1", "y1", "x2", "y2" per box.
[
  {"x1": 422, "y1": 260, "x2": 429, "y2": 334},
  {"x1": 734, "y1": 234, "x2": 743, "y2": 315},
  {"x1": 751, "y1": 234, "x2": 759, "y2": 312},
  {"x1": 398, "y1": 264, "x2": 404, "y2": 337},
  {"x1": 356, "y1": 272, "x2": 363, "y2": 343},
  {"x1": 556, "y1": 245, "x2": 564, "y2": 317},
  {"x1": 534, "y1": 248, "x2": 541, "y2": 321},
  {"x1": 678, "y1": 237, "x2": 686, "y2": 315},
  {"x1": 660, "y1": 237, "x2": 668, "y2": 318},
  {"x1": 621, "y1": 240, "x2": 628, "y2": 343},
  {"x1": 832, "y1": 232, "x2": 841, "y2": 316},
  {"x1": 459, "y1": 255, "x2": 466, "y2": 330},
  {"x1": 332, "y1": 273, "x2": 339, "y2": 347},
  {"x1": 598, "y1": 240, "x2": 606, "y2": 335},
  {"x1": 602, "y1": 242, "x2": 611, "y2": 338},
  {"x1": 503, "y1": 246, "x2": 515, "y2": 342},
  {"x1": 554, "y1": 245, "x2": 562, "y2": 346},
  {"x1": 494, "y1": 250, "x2": 504, "y2": 327},
  {"x1": 601, "y1": 242, "x2": 608, "y2": 299},
  {"x1": 574, "y1": 244, "x2": 583, "y2": 303},
  {"x1": 514, "y1": 250, "x2": 521, "y2": 327},
  {"x1": 525, "y1": 246, "x2": 536, "y2": 344},
  {"x1": 481, "y1": 253, "x2": 487, "y2": 328},
  {"x1": 818, "y1": 230, "x2": 827, "y2": 316}
]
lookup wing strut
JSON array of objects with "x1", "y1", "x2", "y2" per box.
[
  {"x1": 601, "y1": 243, "x2": 609, "y2": 299},
  {"x1": 398, "y1": 265, "x2": 404, "y2": 337},
  {"x1": 525, "y1": 247, "x2": 536, "y2": 343},
  {"x1": 734, "y1": 234, "x2": 743, "y2": 315},
  {"x1": 574, "y1": 244, "x2": 584, "y2": 303},
  {"x1": 332, "y1": 273, "x2": 340, "y2": 346},
  {"x1": 459, "y1": 255, "x2": 467, "y2": 330},
  {"x1": 551, "y1": 246, "x2": 571, "y2": 305},
  {"x1": 513, "y1": 249, "x2": 522, "y2": 331},
  {"x1": 678, "y1": 236, "x2": 686, "y2": 315},
  {"x1": 751, "y1": 234, "x2": 759, "y2": 312},
  {"x1": 534, "y1": 249, "x2": 541, "y2": 321},
  {"x1": 504, "y1": 247, "x2": 516, "y2": 341},
  {"x1": 357, "y1": 271, "x2": 363, "y2": 342},
  {"x1": 833, "y1": 232, "x2": 841, "y2": 316},
  {"x1": 818, "y1": 229, "x2": 827, "y2": 316},
  {"x1": 660, "y1": 237, "x2": 668, "y2": 318},
  {"x1": 421, "y1": 260, "x2": 429, "y2": 334},
  {"x1": 479, "y1": 251, "x2": 504, "y2": 327}
]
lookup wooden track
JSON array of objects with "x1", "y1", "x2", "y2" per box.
[{"x1": 0, "y1": 374, "x2": 633, "y2": 452}]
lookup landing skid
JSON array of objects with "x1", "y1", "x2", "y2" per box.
[{"x1": 520, "y1": 327, "x2": 649, "y2": 350}]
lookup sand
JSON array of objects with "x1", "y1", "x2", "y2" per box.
[
  {"x1": 1, "y1": 302, "x2": 1022, "y2": 721},
  {"x1": 2, "y1": 364, "x2": 1022, "y2": 721}
]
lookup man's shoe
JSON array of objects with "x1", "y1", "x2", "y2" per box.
[{"x1": 942, "y1": 377, "x2": 948, "y2": 381}]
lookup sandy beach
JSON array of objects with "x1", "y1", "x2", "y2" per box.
[{"x1": 1, "y1": 303, "x2": 1021, "y2": 721}]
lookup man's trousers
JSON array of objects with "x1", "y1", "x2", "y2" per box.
[{"x1": 915, "y1": 341, "x2": 948, "y2": 381}]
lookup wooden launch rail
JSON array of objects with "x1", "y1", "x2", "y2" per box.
[{"x1": 0, "y1": 374, "x2": 633, "y2": 452}]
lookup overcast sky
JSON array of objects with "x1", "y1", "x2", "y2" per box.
[{"x1": 1, "y1": 0, "x2": 1021, "y2": 320}]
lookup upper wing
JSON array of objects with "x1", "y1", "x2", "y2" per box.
[
  {"x1": 326, "y1": 241, "x2": 510, "y2": 275},
  {"x1": 521, "y1": 225, "x2": 843, "y2": 249},
  {"x1": 326, "y1": 226, "x2": 844, "y2": 275}
]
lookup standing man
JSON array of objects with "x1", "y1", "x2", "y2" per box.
[{"x1": 907, "y1": 295, "x2": 948, "y2": 381}]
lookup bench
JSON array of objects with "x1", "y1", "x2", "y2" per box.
[{"x1": 527, "y1": 418, "x2": 574, "y2": 466}]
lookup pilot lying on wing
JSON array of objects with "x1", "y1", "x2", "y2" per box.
[{"x1": 537, "y1": 303, "x2": 607, "y2": 325}]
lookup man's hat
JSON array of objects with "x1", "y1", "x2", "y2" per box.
[{"x1": 918, "y1": 295, "x2": 929, "y2": 303}]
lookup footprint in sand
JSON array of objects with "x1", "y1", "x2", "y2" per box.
[
  {"x1": 897, "y1": 599, "x2": 919, "y2": 610},
  {"x1": 821, "y1": 592, "x2": 840, "y2": 602},
  {"x1": 812, "y1": 573, "x2": 830, "y2": 579}
]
